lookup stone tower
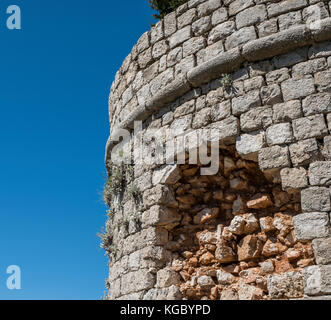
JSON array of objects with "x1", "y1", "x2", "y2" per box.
[{"x1": 103, "y1": 0, "x2": 331, "y2": 300}]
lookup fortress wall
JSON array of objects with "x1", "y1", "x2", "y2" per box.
[{"x1": 104, "y1": 0, "x2": 331, "y2": 300}]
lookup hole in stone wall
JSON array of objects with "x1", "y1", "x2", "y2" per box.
[{"x1": 165, "y1": 145, "x2": 315, "y2": 300}]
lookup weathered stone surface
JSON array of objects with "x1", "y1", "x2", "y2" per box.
[
  {"x1": 236, "y1": 5, "x2": 267, "y2": 29},
  {"x1": 323, "y1": 136, "x2": 331, "y2": 160},
  {"x1": 303, "y1": 265, "x2": 331, "y2": 295},
  {"x1": 242, "y1": 26, "x2": 311, "y2": 62},
  {"x1": 278, "y1": 11, "x2": 303, "y2": 31},
  {"x1": 258, "y1": 18, "x2": 278, "y2": 38},
  {"x1": 152, "y1": 165, "x2": 181, "y2": 185},
  {"x1": 236, "y1": 131, "x2": 266, "y2": 162},
  {"x1": 266, "y1": 123, "x2": 293, "y2": 146},
  {"x1": 169, "y1": 26, "x2": 191, "y2": 49},
  {"x1": 301, "y1": 187, "x2": 331, "y2": 212},
  {"x1": 232, "y1": 90, "x2": 261, "y2": 115},
  {"x1": 312, "y1": 238, "x2": 331, "y2": 265},
  {"x1": 210, "y1": 116, "x2": 240, "y2": 143},
  {"x1": 292, "y1": 58, "x2": 328, "y2": 79},
  {"x1": 183, "y1": 36, "x2": 205, "y2": 57},
  {"x1": 314, "y1": 70, "x2": 331, "y2": 92},
  {"x1": 142, "y1": 205, "x2": 181, "y2": 229},
  {"x1": 280, "y1": 167, "x2": 308, "y2": 191},
  {"x1": 193, "y1": 16, "x2": 212, "y2": 37},
  {"x1": 267, "y1": 0, "x2": 308, "y2": 18},
  {"x1": 267, "y1": 271, "x2": 304, "y2": 299},
  {"x1": 197, "y1": 0, "x2": 221, "y2": 18},
  {"x1": 178, "y1": 8, "x2": 197, "y2": 29},
  {"x1": 273, "y1": 100, "x2": 302, "y2": 123},
  {"x1": 266, "y1": 68, "x2": 290, "y2": 84},
  {"x1": 281, "y1": 78, "x2": 316, "y2": 101},
  {"x1": 261, "y1": 84, "x2": 283, "y2": 105},
  {"x1": 309, "y1": 161, "x2": 331, "y2": 186},
  {"x1": 208, "y1": 21, "x2": 235, "y2": 44},
  {"x1": 240, "y1": 106, "x2": 272, "y2": 133},
  {"x1": 238, "y1": 235, "x2": 262, "y2": 261},
  {"x1": 293, "y1": 115, "x2": 328, "y2": 140},
  {"x1": 289, "y1": 138, "x2": 320, "y2": 166},
  {"x1": 225, "y1": 26, "x2": 257, "y2": 50},
  {"x1": 157, "y1": 267, "x2": 181, "y2": 288},
  {"x1": 229, "y1": 0, "x2": 254, "y2": 16},
  {"x1": 211, "y1": 7, "x2": 228, "y2": 26},
  {"x1": 259, "y1": 145, "x2": 291, "y2": 171},
  {"x1": 293, "y1": 212, "x2": 330, "y2": 241},
  {"x1": 121, "y1": 269, "x2": 155, "y2": 295},
  {"x1": 164, "y1": 12, "x2": 177, "y2": 37},
  {"x1": 302, "y1": 93, "x2": 331, "y2": 116},
  {"x1": 143, "y1": 184, "x2": 177, "y2": 208},
  {"x1": 211, "y1": 100, "x2": 231, "y2": 121}
]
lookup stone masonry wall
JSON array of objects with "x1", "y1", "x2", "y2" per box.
[{"x1": 104, "y1": 0, "x2": 331, "y2": 300}]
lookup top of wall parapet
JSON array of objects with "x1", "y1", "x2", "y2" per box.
[{"x1": 106, "y1": 0, "x2": 331, "y2": 163}]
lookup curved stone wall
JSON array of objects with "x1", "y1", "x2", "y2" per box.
[{"x1": 104, "y1": 0, "x2": 331, "y2": 300}]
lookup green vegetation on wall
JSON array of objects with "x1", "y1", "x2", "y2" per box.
[{"x1": 149, "y1": 0, "x2": 189, "y2": 19}]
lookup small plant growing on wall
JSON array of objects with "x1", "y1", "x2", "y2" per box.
[
  {"x1": 100, "y1": 154, "x2": 142, "y2": 258},
  {"x1": 220, "y1": 73, "x2": 233, "y2": 91},
  {"x1": 149, "y1": 0, "x2": 188, "y2": 19}
]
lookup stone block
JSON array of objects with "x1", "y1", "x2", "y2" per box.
[
  {"x1": 156, "y1": 267, "x2": 181, "y2": 288},
  {"x1": 281, "y1": 167, "x2": 308, "y2": 191},
  {"x1": 260, "y1": 84, "x2": 283, "y2": 105},
  {"x1": 229, "y1": 0, "x2": 254, "y2": 16},
  {"x1": 121, "y1": 269, "x2": 155, "y2": 295},
  {"x1": 293, "y1": 212, "x2": 330, "y2": 241},
  {"x1": 240, "y1": 106, "x2": 273, "y2": 132},
  {"x1": 309, "y1": 161, "x2": 331, "y2": 186},
  {"x1": 259, "y1": 145, "x2": 291, "y2": 171},
  {"x1": 266, "y1": 68, "x2": 290, "y2": 84},
  {"x1": 281, "y1": 78, "x2": 316, "y2": 101},
  {"x1": 266, "y1": 123, "x2": 293, "y2": 145},
  {"x1": 278, "y1": 11, "x2": 303, "y2": 31},
  {"x1": 303, "y1": 265, "x2": 331, "y2": 296},
  {"x1": 150, "y1": 20, "x2": 164, "y2": 44},
  {"x1": 292, "y1": 58, "x2": 328, "y2": 79},
  {"x1": 178, "y1": 8, "x2": 197, "y2": 29},
  {"x1": 236, "y1": 131, "x2": 266, "y2": 162},
  {"x1": 232, "y1": 90, "x2": 261, "y2": 115},
  {"x1": 273, "y1": 100, "x2": 302, "y2": 123},
  {"x1": 208, "y1": 21, "x2": 235, "y2": 44},
  {"x1": 169, "y1": 26, "x2": 191, "y2": 48},
  {"x1": 289, "y1": 138, "x2": 320, "y2": 166},
  {"x1": 293, "y1": 114, "x2": 328, "y2": 140},
  {"x1": 312, "y1": 238, "x2": 331, "y2": 265},
  {"x1": 192, "y1": 16, "x2": 212, "y2": 36},
  {"x1": 225, "y1": 26, "x2": 257, "y2": 50},
  {"x1": 301, "y1": 187, "x2": 331, "y2": 212},
  {"x1": 314, "y1": 70, "x2": 331, "y2": 93},
  {"x1": 196, "y1": 40, "x2": 224, "y2": 64},
  {"x1": 183, "y1": 36, "x2": 205, "y2": 58},
  {"x1": 142, "y1": 205, "x2": 181, "y2": 229},
  {"x1": 258, "y1": 18, "x2": 278, "y2": 37},
  {"x1": 164, "y1": 12, "x2": 177, "y2": 37},
  {"x1": 302, "y1": 93, "x2": 331, "y2": 116},
  {"x1": 267, "y1": 0, "x2": 308, "y2": 18},
  {"x1": 235, "y1": 5, "x2": 267, "y2": 29},
  {"x1": 211, "y1": 7, "x2": 228, "y2": 26}
]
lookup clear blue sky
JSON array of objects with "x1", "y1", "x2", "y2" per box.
[{"x1": 0, "y1": 0, "x2": 156, "y2": 300}]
